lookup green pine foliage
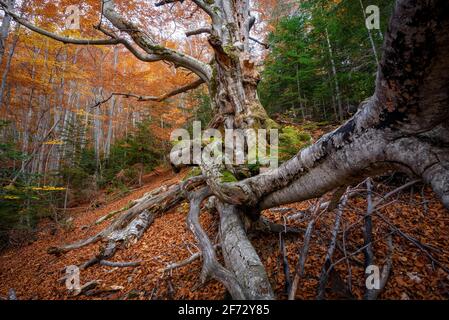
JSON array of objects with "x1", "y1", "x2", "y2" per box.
[
  {"x1": 259, "y1": 0, "x2": 394, "y2": 122},
  {"x1": 0, "y1": 121, "x2": 59, "y2": 246}
]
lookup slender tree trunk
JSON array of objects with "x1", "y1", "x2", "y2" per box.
[
  {"x1": 105, "y1": 47, "x2": 119, "y2": 159},
  {"x1": 325, "y1": 28, "x2": 343, "y2": 123},
  {"x1": 359, "y1": 0, "x2": 380, "y2": 65},
  {"x1": 0, "y1": 0, "x2": 14, "y2": 65},
  {"x1": 296, "y1": 64, "x2": 305, "y2": 121},
  {"x1": 0, "y1": 26, "x2": 18, "y2": 109}
]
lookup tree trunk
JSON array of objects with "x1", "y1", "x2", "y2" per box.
[
  {"x1": 0, "y1": 27, "x2": 17, "y2": 109},
  {"x1": 0, "y1": 0, "x2": 14, "y2": 65},
  {"x1": 325, "y1": 28, "x2": 344, "y2": 123},
  {"x1": 11, "y1": 0, "x2": 449, "y2": 301}
]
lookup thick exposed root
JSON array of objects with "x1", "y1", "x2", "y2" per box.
[
  {"x1": 217, "y1": 201, "x2": 275, "y2": 300},
  {"x1": 185, "y1": 187, "x2": 247, "y2": 300}
]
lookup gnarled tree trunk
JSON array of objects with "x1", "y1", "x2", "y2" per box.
[{"x1": 4, "y1": 0, "x2": 448, "y2": 300}]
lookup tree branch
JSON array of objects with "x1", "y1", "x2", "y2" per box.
[
  {"x1": 249, "y1": 36, "x2": 269, "y2": 48},
  {"x1": 90, "y1": 78, "x2": 204, "y2": 108},
  {"x1": 185, "y1": 27, "x2": 211, "y2": 37},
  {"x1": 103, "y1": 0, "x2": 212, "y2": 82},
  {"x1": 0, "y1": 1, "x2": 120, "y2": 45},
  {"x1": 184, "y1": 186, "x2": 247, "y2": 300},
  {"x1": 203, "y1": 0, "x2": 449, "y2": 212}
]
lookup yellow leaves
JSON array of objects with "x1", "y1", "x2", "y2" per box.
[
  {"x1": 30, "y1": 186, "x2": 66, "y2": 191},
  {"x1": 43, "y1": 139, "x2": 64, "y2": 145},
  {"x1": 1, "y1": 195, "x2": 21, "y2": 200}
]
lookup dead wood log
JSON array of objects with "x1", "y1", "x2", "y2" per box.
[{"x1": 48, "y1": 183, "x2": 184, "y2": 255}]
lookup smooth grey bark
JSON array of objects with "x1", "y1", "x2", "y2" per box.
[
  {"x1": 0, "y1": 26, "x2": 17, "y2": 109},
  {"x1": 104, "y1": 47, "x2": 119, "y2": 159},
  {"x1": 0, "y1": 0, "x2": 13, "y2": 64},
  {"x1": 217, "y1": 201, "x2": 275, "y2": 300},
  {"x1": 325, "y1": 28, "x2": 344, "y2": 123}
]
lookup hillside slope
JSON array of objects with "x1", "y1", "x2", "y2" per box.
[{"x1": 1, "y1": 165, "x2": 449, "y2": 300}]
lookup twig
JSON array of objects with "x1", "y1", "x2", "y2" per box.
[
  {"x1": 99, "y1": 260, "x2": 141, "y2": 267},
  {"x1": 161, "y1": 244, "x2": 220, "y2": 272},
  {"x1": 279, "y1": 231, "x2": 292, "y2": 294},
  {"x1": 288, "y1": 198, "x2": 325, "y2": 300},
  {"x1": 317, "y1": 188, "x2": 349, "y2": 299},
  {"x1": 374, "y1": 211, "x2": 449, "y2": 274},
  {"x1": 363, "y1": 178, "x2": 375, "y2": 268}
]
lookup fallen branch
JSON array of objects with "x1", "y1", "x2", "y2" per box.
[
  {"x1": 279, "y1": 231, "x2": 292, "y2": 294},
  {"x1": 365, "y1": 232, "x2": 394, "y2": 300},
  {"x1": 289, "y1": 199, "x2": 324, "y2": 300},
  {"x1": 317, "y1": 188, "x2": 349, "y2": 299},
  {"x1": 161, "y1": 244, "x2": 220, "y2": 272},
  {"x1": 48, "y1": 183, "x2": 183, "y2": 255},
  {"x1": 99, "y1": 260, "x2": 142, "y2": 268}
]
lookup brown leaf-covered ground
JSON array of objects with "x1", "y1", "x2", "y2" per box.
[{"x1": 1, "y1": 166, "x2": 449, "y2": 300}]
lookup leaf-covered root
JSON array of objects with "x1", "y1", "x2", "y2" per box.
[
  {"x1": 48, "y1": 182, "x2": 184, "y2": 260},
  {"x1": 185, "y1": 186, "x2": 247, "y2": 300},
  {"x1": 217, "y1": 201, "x2": 275, "y2": 300}
]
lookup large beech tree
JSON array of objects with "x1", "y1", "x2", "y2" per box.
[{"x1": 2, "y1": 0, "x2": 448, "y2": 299}]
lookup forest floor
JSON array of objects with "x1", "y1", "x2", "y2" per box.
[{"x1": 1, "y1": 124, "x2": 449, "y2": 300}]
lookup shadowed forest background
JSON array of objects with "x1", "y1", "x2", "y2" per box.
[{"x1": 1, "y1": 0, "x2": 448, "y2": 300}]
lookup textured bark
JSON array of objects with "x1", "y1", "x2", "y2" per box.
[
  {"x1": 217, "y1": 201, "x2": 275, "y2": 300},
  {"x1": 209, "y1": 0, "x2": 449, "y2": 212},
  {"x1": 0, "y1": 0, "x2": 13, "y2": 64},
  {"x1": 185, "y1": 187, "x2": 247, "y2": 300},
  {"x1": 48, "y1": 182, "x2": 183, "y2": 255},
  {"x1": 8, "y1": 0, "x2": 449, "y2": 301},
  {"x1": 205, "y1": 0, "x2": 271, "y2": 129}
]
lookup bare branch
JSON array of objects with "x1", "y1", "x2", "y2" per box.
[
  {"x1": 317, "y1": 188, "x2": 349, "y2": 299},
  {"x1": 155, "y1": 0, "x2": 218, "y2": 22},
  {"x1": 90, "y1": 78, "x2": 205, "y2": 108},
  {"x1": 249, "y1": 36, "x2": 269, "y2": 49},
  {"x1": 289, "y1": 199, "x2": 324, "y2": 300},
  {"x1": 103, "y1": 0, "x2": 212, "y2": 82},
  {"x1": 191, "y1": 0, "x2": 220, "y2": 22},
  {"x1": 186, "y1": 27, "x2": 211, "y2": 37},
  {"x1": 161, "y1": 244, "x2": 220, "y2": 272},
  {"x1": 155, "y1": 0, "x2": 183, "y2": 6},
  {"x1": 0, "y1": 1, "x2": 120, "y2": 45},
  {"x1": 99, "y1": 260, "x2": 141, "y2": 268},
  {"x1": 184, "y1": 187, "x2": 247, "y2": 300}
]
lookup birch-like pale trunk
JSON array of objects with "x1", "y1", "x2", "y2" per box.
[
  {"x1": 104, "y1": 46, "x2": 119, "y2": 159},
  {"x1": 0, "y1": 26, "x2": 17, "y2": 109},
  {"x1": 359, "y1": 0, "x2": 380, "y2": 65},
  {"x1": 0, "y1": 0, "x2": 13, "y2": 64},
  {"x1": 325, "y1": 27, "x2": 343, "y2": 123}
]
